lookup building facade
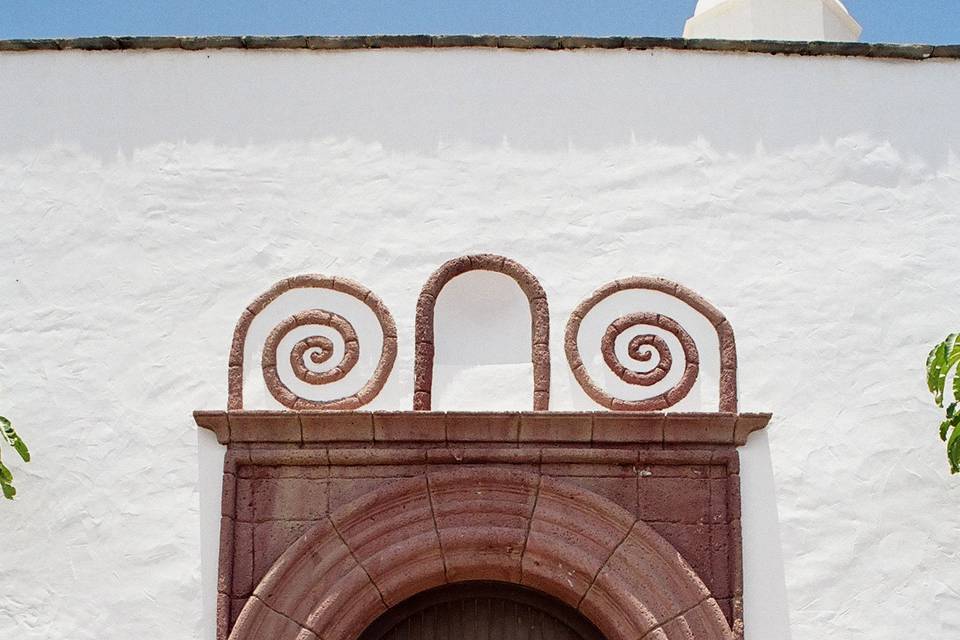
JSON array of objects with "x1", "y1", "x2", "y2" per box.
[{"x1": 0, "y1": 36, "x2": 958, "y2": 640}]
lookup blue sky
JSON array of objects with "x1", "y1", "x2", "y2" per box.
[{"x1": 1, "y1": 1, "x2": 957, "y2": 44}]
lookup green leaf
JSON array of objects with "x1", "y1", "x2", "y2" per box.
[
  {"x1": 927, "y1": 343, "x2": 947, "y2": 403},
  {"x1": 12, "y1": 438, "x2": 29, "y2": 463},
  {"x1": 949, "y1": 437, "x2": 960, "y2": 474},
  {"x1": 0, "y1": 460, "x2": 11, "y2": 483},
  {"x1": 947, "y1": 422, "x2": 960, "y2": 473},
  {"x1": 0, "y1": 418, "x2": 30, "y2": 463},
  {"x1": 941, "y1": 418, "x2": 952, "y2": 441},
  {"x1": 930, "y1": 335, "x2": 960, "y2": 406},
  {"x1": 1, "y1": 481, "x2": 14, "y2": 500}
]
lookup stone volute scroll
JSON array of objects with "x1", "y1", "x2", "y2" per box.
[
  {"x1": 565, "y1": 277, "x2": 738, "y2": 413},
  {"x1": 227, "y1": 274, "x2": 397, "y2": 411},
  {"x1": 413, "y1": 254, "x2": 550, "y2": 411}
]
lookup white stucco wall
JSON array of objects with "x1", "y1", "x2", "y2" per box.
[{"x1": 0, "y1": 47, "x2": 958, "y2": 640}]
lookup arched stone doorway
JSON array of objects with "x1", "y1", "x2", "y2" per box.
[
  {"x1": 229, "y1": 469, "x2": 734, "y2": 640},
  {"x1": 358, "y1": 582, "x2": 605, "y2": 640}
]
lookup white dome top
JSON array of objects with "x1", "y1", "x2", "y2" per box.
[
  {"x1": 694, "y1": 0, "x2": 853, "y2": 16},
  {"x1": 687, "y1": 0, "x2": 861, "y2": 41}
]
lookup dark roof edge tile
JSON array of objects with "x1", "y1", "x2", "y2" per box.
[{"x1": 0, "y1": 35, "x2": 956, "y2": 60}]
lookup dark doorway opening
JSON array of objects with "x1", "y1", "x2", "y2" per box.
[{"x1": 358, "y1": 581, "x2": 606, "y2": 640}]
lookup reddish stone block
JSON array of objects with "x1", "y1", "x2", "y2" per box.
[
  {"x1": 709, "y1": 524, "x2": 732, "y2": 599},
  {"x1": 426, "y1": 448, "x2": 538, "y2": 465},
  {"x1": 414, "y1": 345, "x2": 434, "y2": 392},
  {"x1": 728, "y1": 520, "x2": 743, "y2": 597},
  {"x1": 428, "y1": 468, "x2": 538, "y2": 530},
  {"x1": 733, "y1": 413, "x2": 772, "y2": 445},
  {"x1": 248, "y1": 448, "x2": 328, "y2": 468},
  {"x1": 195, "y1": 411, "x2": 230, "y2": 444},
  {"x1": 638, "y1": 476, "x2": 712, "y2": 524},
  {"x1": 593, "y1": 414, "x2": 664, "y2": 444},
  {"x1": 663, "y1": 414, "x2": 736, "y2": 444},
  {"x1": 579, "y1": 573, "x2": 659, "y2": 640},
  {"x1": 579, "y1": 546, "x2": 684, "y2": 640},
  {"x1": 230, "y1": 595, "x2": 308, "y2": 639},
  {"x1": 229, "y1": 412, "x2": 301, "y2": 443},
  {"x1": 519, "y1": 413, "x2": 592, "y2": 443},
  {"x1": 255, "y1": 519, "x2": 367, "y2": 627},
  {"x1": 328, "y1": 448, "x2": 425, "y2": 466},
  {"x1": 253, "y1": 520, "x2": 316, "y2": 583},
  {"x1": 562, "y1": 476, "x2": 638, "y2": 515},
  {"x1": 413, "y1": 391, "x2": 431, "y2": 411},
  {"x1": 522, "y1": 477, "x2": 634, "y2": 607},
  {"x1": 230, "y1": 594, "x2": 250, "y2": 640},
  {"x1": 304, "y1": 564, "x2": 386, "y2": 640},
  {"x1": 710, "y1": 479, "x2": 729, "y2": 524},
  {"x1": 468, "y1": 253, "x2": 506, "y2": 272},
  {"x1": 440, "y1": 525, "x2": 526, "y2": 583},
  {"x1": 715, "y1": 597, "x2": 733, "y2": 626},
  {"x1": 732, "y1": 596, "x2": 745, "y2": 638},
  {"x1": 657, "y1": 614, "x2": 695, "y2": 639},
  {"x1": 719, "y1": 376, "x2": 738, "y2": 414},
  {"x1": 531, "y1": 298, "x2": 550, "y2": 345},
  {"x1": 585, "y1": 523, "x2": 710, "y2": 637},
  {"x1": 218, "y1": 517, "x2": 235, "y2": 594},
  {"x1": 232, "y1": 521, "x2": 254, "y2": 596},
  {"x1": 221, "y1": 474, "x2": 237, "y2": 518},
  {"x1": 645, "y1": 449, "x2": 714, "y2": 466},
  {"x1": 540, "y1": 449, "x2": 636, "y2": 464},
  {"x1": 228, "y1": 365, "x2": 243, "y2": 410},
  {"x1": 713, "y1": 449, "x2": 739, "y2": 474},
  {"x1": 445, "y1": 413, "x2": 520, "y2": 442},
  {"x1": 251, "y1": 478, "x2": 328, "y2": 522},
  {"x1": 330, "y1": 464, "x2": 427, "y2": 479},
  {"x1": 373, "y1": 412, "x2": 445, "y2": 442},
  {"x1": 360, "y1": 530, "x2": 447, "y2": 605},
  {"x1": 428, "y1": 469, "x2": 536, "y2": 582},
  {"x1": 541, "y1": 449, "x2": 636, "y2": 477},
  {"x1": 327, "y1": 477, "x2": 388, "y2": 512},
  {"x1": 533, "y1": 391, "x2": 550, "y2": 411},
  {"x1": 331, "y1": 476, "x2": 445, "y2": 604},
  {"x1": 328, "y1": 469, "x2": 423, "y2": 535},
  {"x1": 677, "y1": 598, "x2": 734, "y2": 640},
  {"x1": 649, "y1": 522, "x2": 714, "y2": 596},
  {"x1": 301, "y1": 412, "x2": 373, "y2": 442}
]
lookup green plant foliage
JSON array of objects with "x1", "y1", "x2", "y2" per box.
[
  {"x1": 927, "y1": 334, "x2": 960, "y2": 473},
  {"x1": 0, "y1": 416, "x2": 30, "y2": 500}
]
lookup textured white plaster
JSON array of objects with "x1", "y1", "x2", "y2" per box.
[{"x1": 0, "y1": 48, "x2": 958, "y2": 640}]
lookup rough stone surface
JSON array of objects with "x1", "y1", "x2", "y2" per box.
[
  {"x1": 216, "y1": 443, "x2": 741, "y2": 638},
  {"x1": 230, "y1": 468, "x2": 732, "y2": 640}
]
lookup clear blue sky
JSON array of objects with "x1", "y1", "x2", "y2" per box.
[{"x1": 1, "y1": 1, "x2": 957, "y2": 44}]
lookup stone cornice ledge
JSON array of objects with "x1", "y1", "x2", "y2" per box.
[
  {"x1": 1, "y1": 35, "x2": 957, "y2": 60},
  {"x1": 194, "y1": 410, "x2": 771, "y2": 447}
]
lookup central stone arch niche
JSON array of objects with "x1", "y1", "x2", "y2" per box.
[{"x1": 358, "y1": 581, "x2": 605, "y2": 640}]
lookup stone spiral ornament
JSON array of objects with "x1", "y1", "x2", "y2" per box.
[
  {"x1": 262, "y1": 309, "x2": 363, "y2": 406},
  {"x1": 566, "y1": 277, "x2": 737, "y2": 412},
  {"x1": 228, "y1": 275, "x2": 397, "y2": 411}
]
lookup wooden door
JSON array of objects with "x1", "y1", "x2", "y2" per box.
[{"x1": 358, "y1": 582, "x2": 606, "y2": 640}]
